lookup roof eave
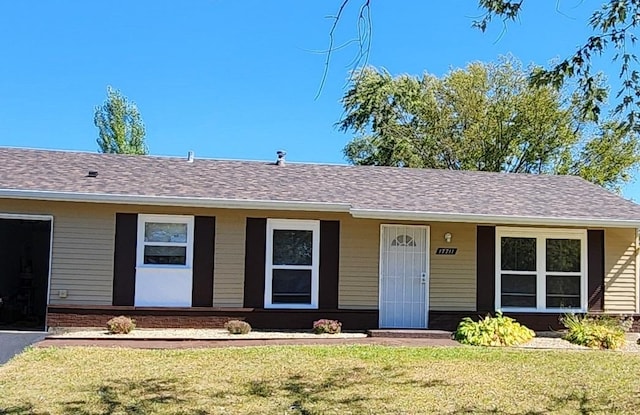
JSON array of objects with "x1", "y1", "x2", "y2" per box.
[
  {"x1": 1, "y1": 189, "x2": 638, "y2": 228},
  {"x1": 349, "y1": 208, "x2": 640, "y2": 228}
]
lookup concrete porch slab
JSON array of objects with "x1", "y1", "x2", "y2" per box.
[{"x1": 367, "y1": 329, "x2": 453, "y2": 339}]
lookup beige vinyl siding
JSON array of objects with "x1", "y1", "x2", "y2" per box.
[
  {"x1": 429, "y1": 223, "x2": 476, "y2": 311},
  {"x1": 212, "y1": 211, "x2": 246, "y2": 307},
  {"x1": 0, "y1": 199, "x2": 115, "y2": 305},
  {"x1": 604, "y1": 227, "x2": 637, "y2": 313},
  {"x1": 338, "y1": 218, "x2": 380, "y2": 309}
]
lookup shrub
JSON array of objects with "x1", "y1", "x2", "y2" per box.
[
  {"x1": 225, "y1": 319, "x2": 252, "y2": 334},
  {"x1": 312, "y1": 319, "x2": 342, "y2": 334},
  {"x1": 106, "y1": 316, "x2": 136, "y2": 334},
  {"x1": 561, "y1": 313, "x2": 628, "y2": 350},
  {"x1": 454, "y1": 312, "x2": 535, "y2": 346}
]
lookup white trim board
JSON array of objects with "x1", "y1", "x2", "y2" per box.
[{"x1": 2, "y1": 190, "x2": 640, "y2": 228}]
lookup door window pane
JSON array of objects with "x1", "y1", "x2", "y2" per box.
[
  {"x1": 546, "y1": 275, "x2": 581, "y2": 308},
  {"x1": 143, "y1": 246, "x2": 187, "y2": 265},
  {"x1": 501, "y1": 237, "x2": 536, "y2": 271},
  {"x1": 546, "y1": 239, "x2": 580, "y2": 272},
  {"x1": 145, "y1": 223, "x2": 188, "y2": 243},
  {"x1": 272, "y1": 230, "x2": 313, "y2": 265},
  {"x1": 272, "y1": 269, "x2": 312, "y2": 304}
]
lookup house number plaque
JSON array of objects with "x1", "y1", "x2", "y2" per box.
[{"x1": 435, "y1": 247, "x2": 457, "y2": 255}]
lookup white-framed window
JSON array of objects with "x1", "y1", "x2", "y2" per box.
[
  {"x1": 495, "y1": 227, "x2": 587, "y2": 312},
  {"x1": 264, "y1": 219, "x2": 320, "y2": 309},
  {"x1": 136, "y1": 214, "x2": 195, "y2": 269}
]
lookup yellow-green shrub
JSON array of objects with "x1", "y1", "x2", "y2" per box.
[
  {"x1": 561, "y1": 313, "x2": 629, "y2": 350},
  {"x1": 454, "y1": 312, "x2": 535, "y2": 346}
]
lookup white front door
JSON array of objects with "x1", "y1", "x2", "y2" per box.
[{"x1": 379, "y1": 225, "x2": 429, "y2": 328}]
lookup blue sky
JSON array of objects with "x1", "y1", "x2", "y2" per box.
[{"x1": 0, "y1": 1, "x2": 636, "y2": 198}]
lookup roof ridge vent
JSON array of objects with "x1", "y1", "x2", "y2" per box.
[
  {"x1": 276, "y1": 150, "x2": 286, "y2": 166},
  {"x1": 187, "y1": 151, "x2": 194, "y2": 163}
]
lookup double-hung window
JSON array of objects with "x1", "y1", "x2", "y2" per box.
[
  {"x1": 496, "y1": 227, "x2": 587, "y2": 312},
  {"x1": 136, "y1": 215, "x2": 194, "y2": 269},
  {"x1": 265, "y1": 219, "x2": 320, "y2": 309}
]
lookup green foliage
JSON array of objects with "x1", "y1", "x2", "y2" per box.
[
  {"x1": 106, "y1": 316, "x2": 136, "y2": 334},
  {"x1": 454, "y1": 312, "x2": 535, "y2": 346},
  {"x1": 225, "y1": 319, "x2": 252, "y2": 334},
  {"x1": 312, "y1": 319, "x2": 342, "y2": 334},
  {"x1": 561, "y1": 313, "x2": 630, "y2": 350},
  {"x1": 94, "y1": 86, "x2": 148, "y2": 155},
  {"x1": 340, "y1": 56, "x2": 640, "y2": 191},
  {"x1": 475, "y1": 1, "x2": 640, "y2": 133}
]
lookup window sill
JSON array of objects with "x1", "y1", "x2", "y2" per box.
[
  {"x1": 136, "y1": 265, "x2": 193, "y2": 271},
  {"x1": 498, "y1": 307, "x2": 586, "y2": 313},
  {"x1": 264, "y1": 304, "x2": 319, "y2": 310}
]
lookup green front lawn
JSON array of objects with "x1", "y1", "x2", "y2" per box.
[{"x1": 1, "y1": 345, "x2": 640, "y2": 414}]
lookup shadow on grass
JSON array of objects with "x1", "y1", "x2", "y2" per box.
[
  {"x1": 59, "y1": 377, "x2": 200, "y2": 415},
  {"x1": 0, "y1": 403, "x2": 49, "y2": 415}
]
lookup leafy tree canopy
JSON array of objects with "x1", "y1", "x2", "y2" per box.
[
  {"x1": 328, "y1": 1, "x2": 640, "y2": 132},
  {"x1": 94, "y1": 86, "x2": 148, "y2": 155},
  {"x1": 476, "y1": 0, "x2": 640, "y2": 132},
  {"x1": 339, "y1": 56, "x2": 640, "y2": 192}
]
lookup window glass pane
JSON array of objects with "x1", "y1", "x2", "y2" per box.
[
  {"x1": 145, "y1": 222, "x2": 188, "y2": 243},
  {"x1": 272, "y1": 269, "x2": 311, "y2": 304},
  {"x1": 501, "y1": 274, "x2": 536, "y2": 295},
  {"x1": 144, "y1": 246, "x2": 186, "y2": 265},
  {"x1": 546, "y1": 239, "x2": 580, "y2": 272},
  {"x1": 546, "y1": 275, "x2": 581, "y2": 308},
  {"x1": 501, "y1": 274, "x2": 536, "y2": 307},
  {"x1": 501, "y1": 294, "x2": 536, "y2": 307},
  {"x1": 501, "y1": 237, "x2": 536, "y2": 271},
  {"x1": 273, "y1": 230, "x2": 313, "y2": 265}
]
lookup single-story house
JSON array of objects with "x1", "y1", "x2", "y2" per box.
[{"x1": 0, "y1": 147, "x2": 639, "y2": 331}]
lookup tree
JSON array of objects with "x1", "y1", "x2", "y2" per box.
[
  {"x1": 327, "y1": 1, "x2": 640, "y2": 132},
  {"x1": 339, "y1": 57, "x2": 640, "y2": 191},
  {"x1": 475, "y1": 0, "x2": 640, "y2": 132},
  {"x1": 94, "y1": 86, "x2": 148, "y2": 155}
]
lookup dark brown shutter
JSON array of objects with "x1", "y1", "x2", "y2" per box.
[
  {"x1": 476, "y1": 226, "x2": 496, "y2": 312},
  {"x1": 587, "y1": 229, "x2": 605, "y2": 311},
  {"x1": 243, "y1": 218, "x2": 267, "y2": 308},
  {"x1": 112, "y1": 213, "x2": 137, "y2": 306},
  {"x1": 192, "y1": 216, "x2": 215, "y2": 307},
  {"x1": 319, "y1": 220, "x2": 340, "y2": 309}
]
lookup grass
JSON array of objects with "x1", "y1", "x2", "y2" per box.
[{"x1": 1, "y1": 346, "x2": 640, "y2": 414}]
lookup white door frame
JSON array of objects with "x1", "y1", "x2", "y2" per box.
[
  {"x1": 0, "y1": 213, "x2": 54, "y2": 329},
  {"x1": 378, "y1": 224, "x2": 430, "y2": 328}
]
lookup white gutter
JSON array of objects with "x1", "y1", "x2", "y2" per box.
[
  {"x1": 350, "y1": 208, "x2": 640, "y2": 228},
  {"x1": 0, "y1": 189, "x2": 352, "y2": 213}
]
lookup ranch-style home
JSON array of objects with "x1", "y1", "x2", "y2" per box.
[{"x1": 0, "y1": 146, "x2": 639, "y2": 332}]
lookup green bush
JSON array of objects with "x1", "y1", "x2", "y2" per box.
[
  {"x1": 561, "y1": 313, "x2": 629, "y2": 350},
  {"x1": 454, "y1": 312, "x2": 535, "y2": 346},
  {"x1": 312, "y1": 319, "x2": 342, "y2": 334},
  {"x1": 225, "y1": 319, "x2": 252, "y2": 334},
  {"x1": 106, "y1": 316, "x2": 136, "y2": 334}
]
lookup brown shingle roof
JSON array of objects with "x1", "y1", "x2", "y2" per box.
[{"x1": 1, "y1": 147, "x2": 639, "y2": 226}]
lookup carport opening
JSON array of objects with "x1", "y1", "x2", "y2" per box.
[{"x1": 0, "y1": 218, "x2": 51, "y2": 331}]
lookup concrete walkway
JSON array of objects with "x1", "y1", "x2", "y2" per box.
[{"x1": 0, "y1": 331, "x2": 46, "y2": 364}]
